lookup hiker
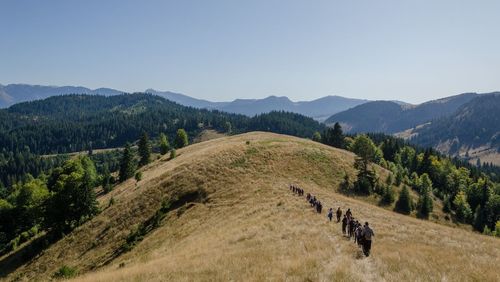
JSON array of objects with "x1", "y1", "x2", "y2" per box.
[
  {"x1": 361, "y1": 222, "x2": 375, "y2": 257},
  {"x1": 341, "y1": 215, "x2": 347, "y2": 235},
  {"x1": 306, "y1": 193, "x2": 311, "y2": 201},
  {"x1": 336, "y1": 207, "x2": 342, "y2": 222},
  {"x1": 348, "y1": 218, "x2": 356, "y2": 238},
  {"x1": 317, "y1": 201, "x2": 322, "y2": 213},
  {"x1": 346, "y1": 208, "x2": 352, "y2": 220},
  {"x1": 355, "y1": 222, "x2": 364, "y2": 248},
  {"x1": 327, "y1": 208, "x2": 333, "y2": 221}
]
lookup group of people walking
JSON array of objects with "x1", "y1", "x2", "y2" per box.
[
  {"x1": 290, "y1": 185, "x2": 304, "y2": 196},
  {"x1": 306, "y1": 193, "x2": 323, "y2": 214},
  {"x1": 289, "y1": 184, "x2": 374, "y2": 257}
]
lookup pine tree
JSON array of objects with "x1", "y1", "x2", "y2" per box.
[
  {"x1": 175, "y1": 129, "x2": 189, "y2": 149},
  {"x1": 159, "y1": 133, "x2": 170, "y2": 155},
  {"x1": 119, "y1": 143, "x2": 135, "y2": 182},
  {"x1": 395, "y1": 185, "x2": 412, "y2": 214},
  {"x1": 418, "y1": 186, "x2": 433, "y2": 219},
  {"x1": 323, "y1": 122, "x2": 344, "y2": 148},
  {"x1": 473, "y1": 205, "x2": 487, "y2": 231},
  {"x1": 102, "y1": 164, "x2": 112, "y2": 193},
  {"x1": 380, "y1": 185, "x2": 396, "y2": 205},
  {"x1": 138, "y1": 132, "x2": 151, "y2": 166}
]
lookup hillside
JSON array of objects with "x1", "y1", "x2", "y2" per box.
[
  {"x1": 411, "y1": 93, "x2": 500, "y2": 165},
  {"x1": 325, "y1": 93, "x2": 479, "y2": 133},
  {"x1": 2, "y1": 132, "x2": 498, "y2": 281},
  {"x1": 0, "y1": 93, "x2": 324, "y2": 155}
]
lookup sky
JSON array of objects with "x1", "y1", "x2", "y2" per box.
[{"x1": 1, "y1": 0, "x2": 500, "y2": 104}]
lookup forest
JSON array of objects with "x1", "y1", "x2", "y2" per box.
[{"x1": 321, "y1": 124, "x2": 500, "y2": 236}]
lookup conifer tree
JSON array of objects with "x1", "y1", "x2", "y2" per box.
[
  {"x1": 119, "y1": 143, "x2": 135, "y2": 182},
  {"x1": 138, "y1": 132, "x2": 151, "y2": 166},
  {"x1": 102, "y1": 164, "x2": 112, "y2": 193},
  {"x1": 418, "y1": 186, "x2": 433, "y2": 219},
  {"x1": 395, "y1": 185, "x2": 412, "y2": 214}
]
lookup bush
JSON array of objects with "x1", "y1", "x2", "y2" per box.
[
  {"x1": 28, "y1": 225, "x2": 39, "y2": 237},
  {"x1": 20, "y1": 231, "x2": 30, "y2": 242},
  {"x1": 170, "y1": 149, "x2": 177, "y2": 160},
  {"x1": 54, "y1": 265, "x2": 78, "y2": 279},
  {"x1": 135, "y1": 171, "x2": 143, "y2": 182}
]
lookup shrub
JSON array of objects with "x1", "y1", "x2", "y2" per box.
[
  {"x1": 20, "y1": 231, "x2": 30, "y2": 242},
  {"x1": 28, "y1": 225, "x2": 39, "y2": 237},
  {"x1": 54, "y1": 265, "x2": 78, "y2": 279},
  {"x1": 135, "y1": 171, "x2": 143, "y2": 182},
  {"x1": 170, "y1": 149, "x2": 177, "y2": 160}
]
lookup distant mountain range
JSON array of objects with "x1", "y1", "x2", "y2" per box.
[
  {"x1": 325, "y1": 93, "x2": 479, "y2": 133},
  {"x1": 0, "y1": 84, "x2": 368, "y2": 120},
  {"x1": 0, "y1": 84, "x2": 124, "y2": 107}
]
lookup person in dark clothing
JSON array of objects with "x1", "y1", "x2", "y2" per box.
[
  {"x1": 361, "y1": 222, "x2": 374, "y2": 257},
  {"x1": 317, "y1": 201, "x2": 322, "y2": 213},
  {"x1": 356, "y1": 223, "x2": 364, "y2": 248},
  {"x1": 336, "y1": 207, "x2": 342, "y2": 222},
  {"x1": 346, "y1": 208, "x2": 352, "y2": 219},
  {"x1": 348, "y1": 218, "x2": 356, "y2": 238},
  {"x1": 341, "y1": 215, "x2": 347, "y2": 235},
  {"x1": 306, "y1": 193, "x2": 311, "y2": 201},
  {"x1": 327, "y1": 208, "x2": 333, "y2": 221}
]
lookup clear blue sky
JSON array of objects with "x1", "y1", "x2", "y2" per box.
[{"x1": 1, "y1": 0, "x2": 499, "y2": 103}]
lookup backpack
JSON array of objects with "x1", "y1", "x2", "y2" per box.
[{"x1": 364, "y1": 227, "x2": 373, "y2": 240}]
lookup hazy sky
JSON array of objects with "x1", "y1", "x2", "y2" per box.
[{"x1": 1, "y1": 0, "x2": 500, "y2": 103}]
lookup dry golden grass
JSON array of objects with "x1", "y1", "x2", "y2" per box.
[{"x1": 3, "y1": 132, "x2": 499, "y2": 282}]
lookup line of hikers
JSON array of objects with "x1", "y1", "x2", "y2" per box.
[
  {"x1": 289, "y1": 184, "x2": 304, "y2": 196},
  {"x1": 289, "y1": 184, "x2": 375, "y2": 257}
]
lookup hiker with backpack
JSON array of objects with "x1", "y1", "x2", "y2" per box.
[
  {"x1": 356, "y1": 222, "x2": 364, "y2": 248},
  {"x1": 327, "y1": 208, "x2": 333, "y2": 221},
  {"x1": 361, "y1": 222, "x2": 374, "y2": 257}
]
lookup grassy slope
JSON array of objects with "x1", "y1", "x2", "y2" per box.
[{"x1": 4, "y1": 132, "x2": 499, "y2": 281}]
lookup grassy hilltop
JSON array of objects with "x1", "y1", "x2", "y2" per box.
[{"x1": 3, "y1": 132, "x2": 499, "y2": 281}]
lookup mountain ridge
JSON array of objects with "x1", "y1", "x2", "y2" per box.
[
  {"x1": 325, "y1": 92, "x2": 480, "y2": 133},
  {"x1": 0, "y1": 84, "x2": 368, "y2": 119}
]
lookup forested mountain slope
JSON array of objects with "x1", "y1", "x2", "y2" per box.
[
  {"x1": 0, "y1": 93, "x2": 324, "y2": 154},
  {"x1": 325, "y1": 93, "x2": 479, "y2": 133},
  {"x1": 411, "y1": 93, "x2": 500, "y2": 162}
]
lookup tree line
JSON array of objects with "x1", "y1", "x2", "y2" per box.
[
  {"x1": 315, "y1": 123, "x2": 500, "y2": 236},
  {"x1": 0, "y1": 128, "x2": 190, "y2": 255}
]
